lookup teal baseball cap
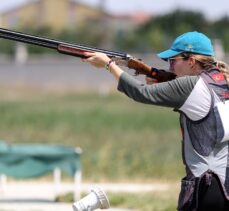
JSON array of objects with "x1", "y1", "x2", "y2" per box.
[{"x1": 157, "y1": 31, "x2": 214, "y2": 59}]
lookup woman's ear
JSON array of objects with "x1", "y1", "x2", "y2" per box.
[
  {"x1": 188, "y1": 57, "x2": 196, "y2": 69},
  {"x1": 188, "y1": 57, "x2": 195, "y2": 66}
]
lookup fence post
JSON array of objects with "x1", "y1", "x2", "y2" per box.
[
  {"x1": 74, "y1": 169, "x2": 82, "y2": 201},
  {"x1": 54, "y1": 168, "x2": 61, "y2": 197},
  {"x1": 0, "y1": 174, "x2": 7, "y2": 194}
]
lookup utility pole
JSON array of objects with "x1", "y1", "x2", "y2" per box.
[
  {"x1": 99, "y1": 0, "x2": 106, "y2": 12},
  {"x1": 98, "y1": 0, "x2": 112, "y2": 49}
]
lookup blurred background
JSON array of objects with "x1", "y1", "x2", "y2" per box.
[{"x1": 0, "y1": 0, "x2": 229, "y2": 210}]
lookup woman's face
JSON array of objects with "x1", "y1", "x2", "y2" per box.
[{"x1": 168, "y1": 56, "x2": 193, "y2": 77}]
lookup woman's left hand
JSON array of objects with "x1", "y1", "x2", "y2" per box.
[{"x1": 82, "y1": 52, "x2": 111, "y2": 69}]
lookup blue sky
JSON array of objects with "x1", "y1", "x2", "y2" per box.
[{"x1": 0, "y1": 0, "x2": 229, "y2": 20}]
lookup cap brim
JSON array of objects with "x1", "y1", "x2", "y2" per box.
[{"x1": 157, "y1": 49, "x2": 182, "y2": 60}]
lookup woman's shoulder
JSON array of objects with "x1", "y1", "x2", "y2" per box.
[
  {"x1": 167, "y1": 75, "x2": 200, "y2": 93},
  {"x1": 174, "y1": 75, "x2": 200, "y2": 84}
]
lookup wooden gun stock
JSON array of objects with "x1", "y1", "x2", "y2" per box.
[{"x1": 127, "y1": 58, "x2": 176, "y2": 82}]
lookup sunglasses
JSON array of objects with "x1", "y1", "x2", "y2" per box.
[{"x1": 168, "y1": 57, "x2": 185, "y2": 66}]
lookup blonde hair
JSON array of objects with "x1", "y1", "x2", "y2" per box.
[
  {"x1": 216, "y1": 61, "x2": 229, "y2": 85},
  {"x1": 182, "y1": 53, "x2": 229, "y2": 85}
]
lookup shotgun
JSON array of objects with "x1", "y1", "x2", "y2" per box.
[{"x1": 0, "y1": 28, "x2": 176, "y2": 82}]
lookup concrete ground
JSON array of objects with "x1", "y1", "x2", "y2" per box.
[{"x1": 0, "y1": 202, "x2": 134, "y2": 211}]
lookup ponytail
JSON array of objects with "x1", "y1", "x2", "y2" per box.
[{"x1": 216, "y1": 61, "x2": 229, "y2": 85}]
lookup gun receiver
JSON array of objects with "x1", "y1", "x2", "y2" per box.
[{"x1": 0, "y1": 28, "x2": 176, "y2": 82}]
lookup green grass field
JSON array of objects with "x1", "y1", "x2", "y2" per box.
[
  {"x1": 0, "y1": 89, "x2": 185, "y2": 210},
  {"x1": 0, "y1": 89, "x2": 184, "y2": 182}
]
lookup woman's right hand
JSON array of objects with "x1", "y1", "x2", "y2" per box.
[{"x1": 145, "y1": 76, "x2": 158, "y2": 84}]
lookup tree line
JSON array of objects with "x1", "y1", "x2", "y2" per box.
[
  {"x1": 117, "y1": 9, "x2": 229, "y2": 53},
  {"x1": 1, "y1": 9, "x2": 229, "y2": 55}
]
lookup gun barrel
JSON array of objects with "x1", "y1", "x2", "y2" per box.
[
  {"x1": 0, "y1": 27, "x2": 130, "y2": 59},
  {"x1": 0, "y1": 27, "x2": 58, "y2": 49}
]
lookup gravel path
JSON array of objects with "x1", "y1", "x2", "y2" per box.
[{"x1": 0, "y1": 181, "x2": 175, "y2": 211}]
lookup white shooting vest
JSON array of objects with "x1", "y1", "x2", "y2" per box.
[{"x1": 179, "y1": 68, "x2": 229, "y2": 197}]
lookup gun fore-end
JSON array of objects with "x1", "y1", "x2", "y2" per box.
[
  {"x1": 57, "y1": 44, "x2": 131, "y2": 61},
  {"x1": 57, "y1": 44, "x2": 90, "y2": 58}
]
